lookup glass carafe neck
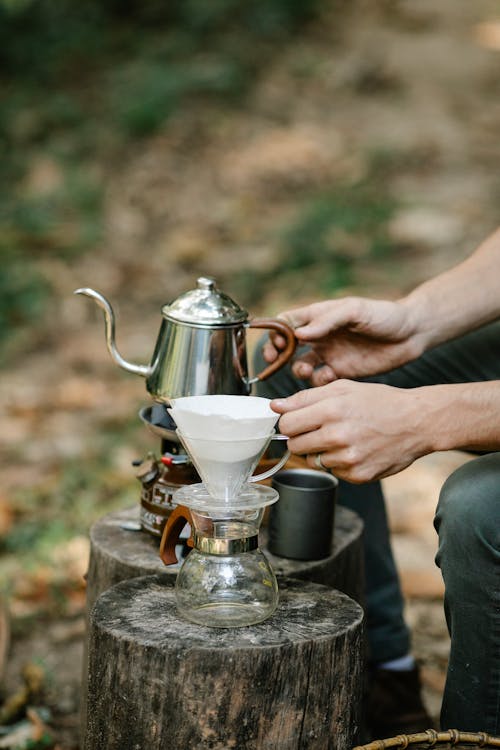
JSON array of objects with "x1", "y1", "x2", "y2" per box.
[
  {"x1": 193, "y1": 533, "x2": 259, "y2": 555},
  {"x1": 192, "y1": 516, "x2": 260, "y2": 555}
]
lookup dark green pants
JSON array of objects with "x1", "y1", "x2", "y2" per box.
[{"x1": 255, "y1": 321, "x2": 500, "y2": 732}]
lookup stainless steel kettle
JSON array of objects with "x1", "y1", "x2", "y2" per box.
[{"x1": 75, "y1": 277, "x2": 296, "y2": 403}]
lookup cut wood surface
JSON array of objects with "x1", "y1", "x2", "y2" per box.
[
  {"x1": 82, "y1": 504, "x2": 364, "y2": 741},
  {"x1": 85, "y1": 576, "x2": 364, "y2": 750}
]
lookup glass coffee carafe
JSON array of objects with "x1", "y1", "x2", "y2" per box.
[
  {"x1": 171, "y1": 485, "x2": 280, "y2": 627},
  {"x1": 160, "y1": 396, "x2": 289, "y2": 628}
]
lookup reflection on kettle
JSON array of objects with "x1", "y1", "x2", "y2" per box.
[{"x1": 74, "y1": 277, "x2": 296, "y2": 402}]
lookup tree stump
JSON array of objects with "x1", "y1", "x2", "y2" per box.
[
  {"x1": 82, "y1": 505, "x2": 364, "y2": 739},
  {"x1": 85, "y1": 576, "x2": 364, "y2": 750},
  {"x1": 85, "y1": 504, "x2": 364, "y2": 614}
]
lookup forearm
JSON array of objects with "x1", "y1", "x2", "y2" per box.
[
  {"x1": 416, "y1": 380, "x2": 500, "y2": 454},
  {"x1": 401, "y1": 226, "x2": 500, "y2": 351}
]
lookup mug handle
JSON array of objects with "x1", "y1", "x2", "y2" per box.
[
  {"x1": 247, "y1": 319, "x2": 296, "y2": 384},
  {"x1": 249, "y1": 435, "x2": 289, "y2": 483}
]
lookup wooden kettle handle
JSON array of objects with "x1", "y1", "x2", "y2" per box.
[{"x1": 249, "y1": 318, "x2": 296, "y2": 381}]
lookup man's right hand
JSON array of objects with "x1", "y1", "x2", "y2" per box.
[{"x1": 263, "y1": 296, "x2": 425, "y2": 386}]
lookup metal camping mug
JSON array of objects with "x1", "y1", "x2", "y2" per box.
[{"x1": 268, "y1": 468, "x2": 338, "y2": 560}]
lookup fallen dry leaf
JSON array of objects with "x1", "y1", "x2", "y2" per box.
[
  {"x1": 401, "y1": 569, "x2": 445, "y2": 599},
  {"x1": 0, "y1": 495, "x2": 14, "y2": 537},
  {"x1": 473, "y1": 21, "x2": 500, "y2": 50}
]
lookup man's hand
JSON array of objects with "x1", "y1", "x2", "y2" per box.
[
  {"x1": 262, "y1": 297, "x2": 425, "y2": 386},
  {"x1": 272, "y1": 380, "x2": 432, "y2": 482},
  {"x1": 264, "y1": 227, "x2": 500, "y2": 386}
]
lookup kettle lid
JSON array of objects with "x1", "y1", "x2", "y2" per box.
[{"x1": 162, "y1": 277, "x2": 248, "y2": 325}]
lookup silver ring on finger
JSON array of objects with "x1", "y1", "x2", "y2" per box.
[{"x1": 314, "y1": 453, "x2": 325, "y2": 470}]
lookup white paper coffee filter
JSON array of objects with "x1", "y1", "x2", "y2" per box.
[
  {"x1": 179, "y1": 432, "x2": 270, "y2": 464},
  {"x1": 178, "y1": 431, "x2": 272, "y2": 500},
  {"x1": 168, "y1": 395, "x2": 279, "y2": 439}
]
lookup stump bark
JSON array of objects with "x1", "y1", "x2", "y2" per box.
[{"x1": 85, "y1": 576, "x2": 364, "y2": 750}]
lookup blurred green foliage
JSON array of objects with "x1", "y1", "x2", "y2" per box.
[
  {"x1": 0, "y1": 256, "x2": 50, "y2": 343},
  {"x1": 281, "y1": 178, "x2": 395, "y2": 291},
  {"x1": 0, "y1": 0, "x2": 402, "y2": 359},
  {"x1": 233, "y1": 162, "x2": 398, "y2": 305},
  {"x1": 0, "y1": 0, "x2": 321, "y2": 356},
  {"x1": 0, "y1": 0, "x2": 321, "y2": 121},
  {"x1": 0, "y1": 413, "x2": 143, "y2": 582},
  {"x1": 1, "y1": 457, "x2": 135, "y2": 561}
]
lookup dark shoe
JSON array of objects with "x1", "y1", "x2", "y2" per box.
[{"x1": 365, "y1": 664, "x2": 434, "y2": 739}]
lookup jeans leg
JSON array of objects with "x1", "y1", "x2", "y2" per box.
[
  {"x1": 338, "y1": 479, "x2": 410, "y2": 662},
  {"x1": 254, "y1": 321, "x2": 500, "y2": 666},
  {"x1": 434, "y1": 454, "x2": 500, "y2": 733}
]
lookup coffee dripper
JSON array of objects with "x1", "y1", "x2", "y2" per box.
[{"x1": 160, "y1": 396, "x2": 288, "y2": 628}]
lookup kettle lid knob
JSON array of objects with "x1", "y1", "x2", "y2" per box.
[
  {"x1": 196, "y1": 277, "x2": 216, "y2": 291},
  {"x1": 162, "y1": 277, "x2": 248, "y2": 325}
]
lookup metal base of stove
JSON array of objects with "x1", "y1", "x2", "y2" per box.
[{"x1": 135, "y1": 403, "x2": 200, "y2": 536}]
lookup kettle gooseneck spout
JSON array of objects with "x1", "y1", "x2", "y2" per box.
[{"x1": 74, "y1": 288, "x2": 153, "y2": 378}]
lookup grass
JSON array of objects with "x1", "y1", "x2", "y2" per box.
[
  {"x1": 0, "y1": 0, "x2": 322, "y2": 357},
  {"x1": 1, "y1": 462, "x2": 136, "y2": 562},
  {"x1": 232, "y1": 163, "x2": 399, "y2": 306},
  {"x1": 0, "y1": 0, "x2": 408, "y2": 346},
  {"x1": 282, "y1": 179, "x2": 395, "y2": 289},
  {"x1": 0, "y1": 411, "x2": 144, "y2": 606}
]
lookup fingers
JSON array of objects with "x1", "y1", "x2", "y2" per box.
[
  {"x1": 263, "y1": 332, "x2": 336, "y2": 383},
  {"x1": 308, "y1": 365, "x2": 336, "y2": 386},
  {"x1": 271, "y1": 385, "x2": 329, "y2": 415},
  {"x1": 303, "y1": 451, "x2": 366, "y2": 483},
  {"x1": 290, "y1": 349, "x2": 320, "y2": 380},
  {"x1": 276, "y1": 308, "x2": 316, "y2": 330},
  {"x1": 270, "y1": 302, "x2": 346, "y2": 345},
  {"x1": 271, "y1": 386, "x2": 337, "y2": 445},
  {"x1": 291, "y1": 361, "x2": 336, "y2": 385},
  {"x1": 272, "y1": 379, "x2": 418, "y2": 484},
  {"x1": 306, "y1": 452, "x2": 329, "y2": 471},
  {"x1": 293, "y1": 313, "x2": 339, "y2": 341},
  {"x1": 262, "y1": 338, "x2": 279, "y2": 363},
  {"x1": 263, "y1": 298, "x2": 363, "y2": 375},
  {"x1": 292, "y1": 300, "x2": 362, "y2": 341},
  {"x1": 287, "y1": 428, "x2": 332, "y2": 456},
  {"x1": 264, "y1": 312, "x2": 299, "y2": 362},
  {"x1": 271, "y1": 389, "x2": 353, "y2": 477},
  {"x1": 314, "y1": 366, "x2": 336, "y2": 385},
  {"x1": 291, "y1": 360, "x2": 314, "y2": 379},
  {"x1": 263, "y1": 323, "x2": 301, "y2": 362}
]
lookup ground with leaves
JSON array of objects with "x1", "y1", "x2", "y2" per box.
[{"x1": 1, "y1": 1, "x2": 500, "y2": 747}]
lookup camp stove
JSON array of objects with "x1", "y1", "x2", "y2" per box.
[{"x1": 135, "y1": 404, "x2": 199, "y2": 537}]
